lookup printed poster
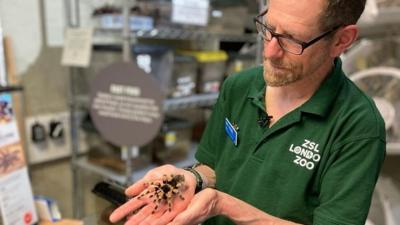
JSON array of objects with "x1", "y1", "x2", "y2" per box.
[{"x1": 0, "y1": 94, "x2": 37, "y2": 225}]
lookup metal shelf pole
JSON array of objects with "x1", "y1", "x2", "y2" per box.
[
  {"x1": 256, "y1": 0, "x2": 267, "y2": 65},
  {"x1": 64, "y1": 0, "x2": 85, "y2": 218}
]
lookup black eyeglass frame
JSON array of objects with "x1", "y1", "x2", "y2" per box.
[{"x1": 254, "y1": 9, "x2": 341, "y2": 55}]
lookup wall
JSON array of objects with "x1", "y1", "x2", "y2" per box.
[
  {"x1": 0, "y1": 0, "x2": 126, "y2": 117},
  {"x1": 1, "y1": 0, "x2": 68, "y2": 116},
  {"x1": 0, "y1": 0, "x2": 42, "y2": 76}
]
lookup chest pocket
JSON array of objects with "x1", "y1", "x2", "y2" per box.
[{"x1": 216, "y1": 117, "x2": 263, "y2": 192}]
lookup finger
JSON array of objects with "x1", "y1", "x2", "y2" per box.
[
  {"x1": 138, "y1": 209, "x2": 166, "y2": 225},
  {"x1": 109, "y1": 198, "x2": 146, "y2": 223},
  {"x1": 148, "y1": 206, "x2": 166, "y2": 218},
  {"x1": 125, "y1": 179, "x2": 148, "y2": 197},
  {"x1": 168, "y1": 199, "x2": 203, "y2": 225},
  {"x1": 125, "y1": 204, "x2": 155, "y2": 225},
  {"x1": 153, "y1": 210, "x2": 179, "y2": 225},
  {"x1": 169, "y1": 210, "x2": 193, "y2": 225}
]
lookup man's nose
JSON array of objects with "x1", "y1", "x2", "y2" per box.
[{"x1": 264, "y1": 37, "x2": 284, "y2": 59}]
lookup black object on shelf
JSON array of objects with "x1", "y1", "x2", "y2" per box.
[
  {"x1": 49, "y1": 120, "x2": 65, "y2": 140},
  {"x1": 92, "y1": 181, "x2": 127, "y2": 206},
  {"x1": 31, "y1": 122, "x2": 47, "y2": 143},
  {"x1": 0, "y1": 85, "x2": 24, "y2": 93}
]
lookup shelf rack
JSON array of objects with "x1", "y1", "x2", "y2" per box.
[
  {"x1": 93, "y1": 27, "x2": 258, "y2": 45},
  {"x1": 348, "y1": 7, "x2": 400, "y2": 156},
  {"x1": 65, "y1": 0, "x2": 260, "y2": 219},
  {"x1": 75, "y1": 92, "x2": 219, "y2": 112},
  {"x1": 358, "y1": 7, "x2": 400, "y2": 38},
  {"x1": 72, "y1": 145, "x2": 197, "y2": 185},
  {"x1": 0, "y1": 85, "x2": 23, "y2": 93}
]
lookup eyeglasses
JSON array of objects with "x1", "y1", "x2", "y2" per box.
[{"x1": 254, "y1": 9, "x2": 341, "y2": 55}]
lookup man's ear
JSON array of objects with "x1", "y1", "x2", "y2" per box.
[{"x1": 330, "y1": 25, "x2": 358, "y2": 57}]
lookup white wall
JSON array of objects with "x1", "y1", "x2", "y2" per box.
[
  {"x1": 0, "y1": 0, "x2": 42, "y2": 75},
  {"x1": 0, "y1": 0, "x2": 125, "y2": 76}
]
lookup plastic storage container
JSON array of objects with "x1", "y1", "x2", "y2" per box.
[
  {"x1": 208, "y1": 6, "x2": 248, "y2": 35},
  {"x1": 136, "y1": 0, "x2": 209, "y2": 29},
  {"x1": 180, "y1": 51, "x2": 228, "y2": 93},
  {"x1": 131, "y1": 45, "x2": 174, "y2": 95},
  {"x1": 170, "y1": 55, "x2": 198, "y2": 98},
  {"x1": 226, "y1": 53, "x2": 256, "y2": 76},
  {"x1": 146, "y1": 116, "x2": 193, "y2": 165}
]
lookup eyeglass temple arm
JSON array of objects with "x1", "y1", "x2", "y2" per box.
[
  {"x1": 256, "y1": 8, "x2": 268, "y2": 18},
  {"x1": 302, "y1": 26, "x2": 341, "y2": 48}
]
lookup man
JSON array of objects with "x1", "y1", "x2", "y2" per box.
[{"x1": 109, "y1": 0, "x2": 386, "y2": 224}]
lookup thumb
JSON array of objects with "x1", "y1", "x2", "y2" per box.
[
  {"x1": 169, "y1": 203, "x2": 199, "y2": 225},
  {"x1": 169, "y1": 212, "x2": 192, "y2": 225}
]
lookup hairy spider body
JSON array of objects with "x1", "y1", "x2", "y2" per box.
[{"x1": 138, "y1": 174, "x2": 186, "y2": 213}]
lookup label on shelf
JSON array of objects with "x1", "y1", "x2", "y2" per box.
[
  {"x1": 172, "y1": 0, "x2": 210, "y2": 26},
  {"x1": 61, "y1": 28, "x2": 93, "y2": 68}
]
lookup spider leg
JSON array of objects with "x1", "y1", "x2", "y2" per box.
[
  {"x1": 166, "y1": 190, "x2": 173, "y2": 199},
  {"x1": 167, "y1": 198, "x2": 172, "y2": 212},
  {"x1": 151, "y1": 199, "x2": 162, "y2": 214},
  {"x1": 151, "y1": 188, "x2": 167, "y2": 214},
  {"x1": 169, "y1": 174, "x2": 174, "y2": 181},
  {"x1": 151, "y1": 189, "x2": 163, "y2": 201},
  {"x1": 137, "y1": 185, "x2": 156, "y2": 199},
  {"x1": 150, "y1": 186, "x2": 162, "y2": 199},
  {"x1": 172, "y1": 188, "x2": 185, "y2": 200},
  {"x1": 162, "y1": 174, "x2": 168, "y2": 184}
]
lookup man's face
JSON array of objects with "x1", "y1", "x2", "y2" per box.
[{"x1": 263, "y1": 0, "x2": 332, "y2": 87}]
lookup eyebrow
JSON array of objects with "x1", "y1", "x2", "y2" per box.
[{"x1": 264, "y1": 22, "x2": 297, "y2": 39}]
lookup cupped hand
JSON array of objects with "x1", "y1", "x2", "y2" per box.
[
  {"x1": 109, "y1": 164, "x2": 197, "y2": 225},
  {"x1": 168, "y1": 188, "x2": 220, "y2": 225}
]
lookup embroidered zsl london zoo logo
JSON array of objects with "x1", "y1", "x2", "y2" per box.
[{"x1": 288, "y1": 139, "x2": 321, "y2": 170}]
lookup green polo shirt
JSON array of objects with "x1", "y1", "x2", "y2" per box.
[{"x1": 195, "y1": 58, "x2": 386, "y2": 225}]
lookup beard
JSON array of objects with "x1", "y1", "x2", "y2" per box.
[{"x1": 263, "y1": 58, "x2": 304, "y2": 87}]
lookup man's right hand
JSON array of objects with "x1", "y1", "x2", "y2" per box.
[{"x1": 109, "y1": 164, "x2": 197, "y2": 225}]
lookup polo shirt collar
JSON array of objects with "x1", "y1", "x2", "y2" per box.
[
  {"x1": 247, "y1": 58, "x2": 345, "y2": 117},
  {"x1": 247, "y1": 68, "x2": 266, "y2": 110},
  {"x1": 299, "y1": 58, "x2": 345, "y2": 117}
]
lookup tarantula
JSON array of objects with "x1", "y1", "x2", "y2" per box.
[
  {"x1": 0, "y1": 150, "x2": 20, "y2": 172},
  {"x1": 138, "y1": 174, "x2": 186, "y2": 214}
]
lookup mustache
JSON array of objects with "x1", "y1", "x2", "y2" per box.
[{"x1": 264, "y1": 58, "x2": 290, "y2": 69}]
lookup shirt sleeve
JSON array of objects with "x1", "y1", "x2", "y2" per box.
[{"x1": 314, "y1": 137, "x2": 386, "y2": 225}]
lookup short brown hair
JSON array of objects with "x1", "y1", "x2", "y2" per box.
[{"x1": 320, "y1": 0, "x2": 366, "y2": 31}]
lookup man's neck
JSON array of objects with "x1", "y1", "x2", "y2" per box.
[{"x1": 265, "y1": 61, "x2": 334, "y2": 124}]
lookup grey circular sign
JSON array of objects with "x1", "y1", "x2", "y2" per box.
[{"x1": 89, "y1": 62, "x2": 164, "y2": 147}]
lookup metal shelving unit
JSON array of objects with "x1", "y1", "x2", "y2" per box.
[
  {"x1": 75, "y1": 92, "x2": 218, "y2": 112},
  {"x1": 346, "y1": 6, "x2": 400, "y2": 157},
  {"x1": 0, "y1": 85, "x2": 23, "y2": 93},
  {"x1": 163, "y1": 93, "x2": 218, "y2": 111},
  {"x1": 93, "y1": 27, "x2": 257, "y2": 45},
  {"x1": 66, "y1": 0, "x2": 260, "y2": 219},
  {"x1": 358, "y1": 7, "x2": 400, "y2": 39},
  {"x1": 73, "y1": 145, "x2": 197, "y2": 185}
]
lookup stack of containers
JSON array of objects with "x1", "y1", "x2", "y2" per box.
[
  {"x1": 170, "y1": 54, "x2": 198, "y2": 98},
  {"x1": 180, "y1": 50, "x2": 228, "y2": 93}
]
